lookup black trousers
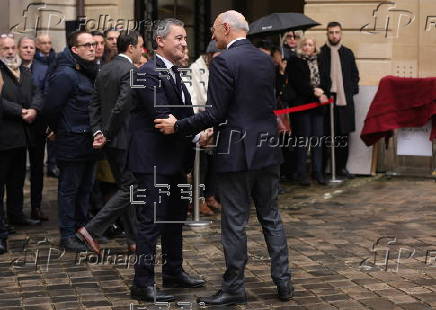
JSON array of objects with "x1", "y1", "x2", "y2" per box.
[
  {"x1": 133, "y1": 172, "x2": 188, "y2": 287},
  {"x1": 216, "y1": 165, "x2": 290, "y2": 293},
  {"x1": 199, "y1": 150, "x2": 217, "y2": 198},
  {"x1": 86, "y1": 148, "x2": 137, "y2": 244},
  {"x1": 0, "y1": 148, "x2": 27, "y2": 221},
  {"x1": 28, "y1": 136, "x2": 46, "y2": 210},
  {"x1": 57, "y1": 160, "x2": 96, "y2": 240},
  {"x1": 293, "y1": 110, "x2": 325, "y2": 177}
]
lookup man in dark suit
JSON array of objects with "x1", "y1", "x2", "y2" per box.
[
  {"x1": 0, "y1": 35, "x2": 42, "y2": 227},
  {"x1": 0, "y1": 98, "x2": 8, "y2": 254},
  {"x1": 319, "y1": 21, "x2": 360, "y2": 179},
  {"x1": 129, "y1": 18, "x2": 205, "y2": 302},
  {"x1": 155, "y1": 10, "x2": 292, "y2": 306},
  {"x1": 76, "y1": 31, "x2": 144, "y2": 254}
]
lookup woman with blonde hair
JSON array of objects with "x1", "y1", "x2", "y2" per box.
[{"x1": 287, "y1": 37, "x2": 329, "y2": 186}]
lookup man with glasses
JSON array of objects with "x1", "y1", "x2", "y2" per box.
[
  {"x1": 43, "y1": 31, "x2": 99, "y2": 252},
  {"x1": 77, "y1": 31, "x2": 144, "y2": 255},
  {"x1": 0, "y1": 34, "x2": 42, "y2": 228}
]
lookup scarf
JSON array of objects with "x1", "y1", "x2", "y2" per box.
[
  {"x1": 72, "y1": 53, "x2": 98, "y2": 82},
  {"x1": 326, "y1": 41, "x2": 347, "y2": 106},
  {"x1": 300, "y1": 54, "x2": 320, "y2": 88},
  {"x1": 1, "y1": 55, "x2": 22, "y2": 81}
]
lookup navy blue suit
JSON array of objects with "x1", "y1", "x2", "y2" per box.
[
  {"x1": 129, "y1": 56, "x2": 195, "y2": 287},
  {"x1": 175, "y1": 39, "x2": 290, "y2": 293}
]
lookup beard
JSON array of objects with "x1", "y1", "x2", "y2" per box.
[
  {"x1": 328, "y1": 39, "x2": 341, "y2": 46},
  {"x1": 1, "y1": 54, "x2": 22, "y2": 69}
]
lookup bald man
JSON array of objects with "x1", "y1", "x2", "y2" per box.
[
  {"x1": 155, "y1": 10, "x2": 293, "y2": 305},
  {"x1": 35, "y1": 34, "x2": 59, "y2": 180}
]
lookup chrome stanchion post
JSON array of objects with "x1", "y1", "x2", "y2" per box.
[
  {"x1": 329, "y1": 97, "x2": 343, "y2": 184},
  {"x1": 187, "y1": 143, "x2": 211, "y2": 227}
]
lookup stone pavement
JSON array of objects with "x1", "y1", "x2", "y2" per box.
[{"x1": 0, "y1": 175, "x2": 435, "y2": 310}]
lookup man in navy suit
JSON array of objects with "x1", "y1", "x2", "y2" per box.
[
  {"x1": 155, "y1": 10, "x2": 293, "y2": 306},
  {"x1": 129, "y1": 18, "x2": 205, "y2": 302}
]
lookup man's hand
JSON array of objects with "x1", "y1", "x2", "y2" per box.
[
  {"x1": 199, "y1": 128, "x2": 214, "y2": 147},
  {"x1": 22, "y1": 108, "x2": 38, "y2": 123},
  {"x1": 314, "y1": 87, "x2": 324, "y2": 98},
  {"x1": 154, "y1": 114, "x2": 178, "y2": 134},
  {"x1": 319, "y1": 94, "x2": 329, "y2": 103},
  {"x1": 47, "y1": 131, "x2": 56, "y2": 141},
  {"x1": 93, "y1": 133, "x2": 106, "y2": 149}
]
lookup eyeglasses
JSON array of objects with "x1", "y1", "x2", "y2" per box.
[
  {"x1": 76, "y1": 42, "x2": 97, "y2": 49},
  {"x1": 0, "y1": 33, "x2": 14, "y2": 39},
  {"x1": 210, "y1": 23, "x2": 225, "y2": 33}
]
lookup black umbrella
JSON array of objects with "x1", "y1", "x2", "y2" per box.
[{"x1": 248, "y1": 12, "x2": 320, "y2": 36}]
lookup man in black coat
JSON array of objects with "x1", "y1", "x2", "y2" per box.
[
  {"x1": 128, "y1": 18, "x2": 205, "y2": 303},
  {"x1": 0, "y1": 98, "x2": 8, "y2": 254},
  {"x1": 319, "y1": 22, "x2": 360, "y2": 178},
  {"x1": 76, "y1": 31, "x2": 144, "y2": 254},
  {"x1": 155, "y1": 11, "x2": 292, "y2": 306},
  {"x1": 44, "y1": 31, "x2": 99, "y2": 252},
  {"x1": 0, "y1": 35, "x2": 42, "y2": 227},
  {"x1": 17, "y1": 36, "x2": 50, "y2": 222},
  {"x1": 34, "y1": 34, "x2": 59, "y2": 179}
]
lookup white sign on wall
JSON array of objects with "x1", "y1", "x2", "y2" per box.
[{"x1": 396, "y1": 121, "x2": 433, "y2": 157}]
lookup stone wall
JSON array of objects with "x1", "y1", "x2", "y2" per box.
[{"x1": 304, "y1": 0, "x2": 436, "y2": 85}]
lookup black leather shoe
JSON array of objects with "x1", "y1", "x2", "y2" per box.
[
  {"x1": 163, "y1": 271, "x2": 205, "y2": 288},
  {"x1": 60, "y1": 237, "x2": 88, "y2": 252},
  {"x1": 0, "y1": 239, "x2": 6, "y2": 255},
  {"x1": 338, "y1": 168, "x2": 355, "y2": 179},
  {"x1": 9, "y1": 217, "x2": 40, "y2": 226},
  {"x1": 277, "y1": 282, "x2": 294, "y2": 301},
  {"x1": 313, "y1": 173, "x2": 327, "y2": 185},
  {"x1": 130, "y1": 285, "x2": 175, "y2": 302},
  {"x1": 197, "y1": 289, "x2": 247, "y2": 306}
]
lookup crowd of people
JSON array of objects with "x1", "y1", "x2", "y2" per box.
[{"x1": 0, "y1": 9, "x2": 359, "y2": 306}]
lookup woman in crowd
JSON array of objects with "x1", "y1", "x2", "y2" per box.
[{"x1": 287, "y1": 37, "x2": 329, "y2": 186}]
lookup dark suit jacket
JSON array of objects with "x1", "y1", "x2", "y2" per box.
[
  {"x1": 286, "y1": 55, "x2": 328, "y2": 113},
  {"x1": 319, "y1": 44, "x2": 360, "y2": 134},
  {"x1": 176, "y1": 39, "x2": 283, "y2": 173},
  {"x1": 89, "y1": 55, "x2": 136, "y2": 150},
  {"x1": 128, "y1": 56, "x2": 195, "y2": 175},
  {"x1": 0, "y1": 61, "x2": 42, "y2": 151}
]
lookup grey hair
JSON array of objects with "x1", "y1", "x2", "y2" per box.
[
  {"x1": 220, "y1": 10, "x2": 249, "y2": 32},
  {"x1": 152, "y1": 18, "x2": 184, "y2": 49},
  {"x1": 17, "y1": 36, "x2": 35, "y2": 48}
]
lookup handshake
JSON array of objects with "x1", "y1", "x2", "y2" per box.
[{"x1": 21, "y1": 108, "x2": 37, "y2": 123}]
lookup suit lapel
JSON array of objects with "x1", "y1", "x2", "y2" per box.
[{"x1": 155, "y1": 56, "x2": 184, "y2": 103}]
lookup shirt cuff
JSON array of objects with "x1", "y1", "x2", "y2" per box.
[
  {"x1": 192, "y1": 133, "x2": 200, "y2": 144},
  {"x1": 93, "y1": 130, "x2": 103, "y2": 137}
]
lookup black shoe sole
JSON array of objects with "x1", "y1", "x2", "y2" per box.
[
  {"x1": 197, "y1": 300, "x2": 247, "y2": 306},
  {"x1": 162, "y1": 281, "x2": 205, "y2": 288}
]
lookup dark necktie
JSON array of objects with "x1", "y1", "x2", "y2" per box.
[{"x1": 171, "y1": 65, "x2": 183, "y2": 96}]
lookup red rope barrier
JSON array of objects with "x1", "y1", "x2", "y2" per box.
[{"x1": 273, "y1": 98, "x2": 334, "y2": 116}]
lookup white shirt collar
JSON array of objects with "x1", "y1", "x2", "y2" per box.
[
  {"x1": 118, "y1": 53, "x2": 132, "y2": 64},
  {"x1": 227, "y1": 37, "x2": 246, "y2": 49},
  {"x1": 156, "y1": 53, "x2": 175, "y2": 69}
]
